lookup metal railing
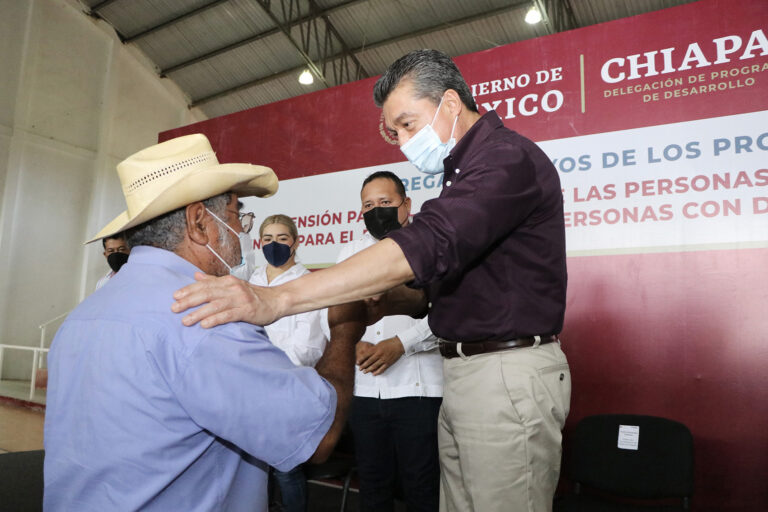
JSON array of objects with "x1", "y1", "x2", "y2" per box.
[
  {"x1": 38, "y1": 311, "x2": 70, "y2": 349},
  {"x1": 0, "y1": 345, "x2": 49, "y2": 401},
  {"x1": 0, "y1": 311, "x2": 69, "y2": 401}
]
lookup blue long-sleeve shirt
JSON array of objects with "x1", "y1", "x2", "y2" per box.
[{"x1": 44, "y1": 246, "x2": 336, "y2": 511}]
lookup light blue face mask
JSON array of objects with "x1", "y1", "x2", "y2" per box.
[
  {"x1": 400, "y1": 95, "x2": 459, "y2": 175},
  {"x1": 205, "y1": 208, "x2": 255, "y2": 281}
]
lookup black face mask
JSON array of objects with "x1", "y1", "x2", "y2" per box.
[
  {"x1": 107, "y1": 252, "x2": 129, "y2": 273},
  {"x1": 363, "y1": 206, "x2": 403, "y2": 240}
]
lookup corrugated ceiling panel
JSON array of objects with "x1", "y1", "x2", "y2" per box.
[
  {"x1": 572, "y1": 0, "x2": 698, "y2": 27},
  {"x1": 314, "y1": 0, "x2": 370, "y2": 10},
  {"x1": 171, "y1": 60, "x2": 236, "y2": 101},
  {"x1": 328, "y1": 0, "x2": 524, "y2": 50},
  {"x1": 200, "y1": 94, "x2": 252, "y2": 120},
  {"x1": 133, "y1": 0, "x2": 280, "y2": 70},
  {"x1": 171, "y1": 33, "x2": 305, "y2": 101},
  {"x1": 353, "y1": 5, "x2": 543, "y2": 76},
  {"x1": 200, "y1": 72, "x2": 323, "y2": 119},
  {"x1": 89, "y1": 0, "x2": 213, "y2": 38}
]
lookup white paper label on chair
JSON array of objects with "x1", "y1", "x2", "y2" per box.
[{"x1": 617, "y1": 425, "x2": 639, "y2": 450}]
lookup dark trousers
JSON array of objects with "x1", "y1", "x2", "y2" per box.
[
  {"x1": 270, "y1": 465, "x2": 306, "y2": 512},
  {"x1": 348, "y1": 396, "x2": 442, "y2": 512}
]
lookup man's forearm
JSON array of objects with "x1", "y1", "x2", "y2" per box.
[
  {"x1": 172, "y1": 238, "x2": 416, "y2": 330},
  {"x1": 374, "y1": 284, "x2": 428, "y2": 319},
  {"x1": 277, "y1": 239, "x2": 414, "y2": 319}
]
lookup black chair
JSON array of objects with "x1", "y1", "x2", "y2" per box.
[
  {"x1": 305, "y1": 426, "x2": 356, "y2": 512},
  {"x1": 555, "y1": 414, "x2": 694, "y2": 512},
  {"x1": 0, "y1": 450, "x2": 45, "y2": 512}
]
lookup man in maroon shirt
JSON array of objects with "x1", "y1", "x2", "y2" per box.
[{"x1": 174, "y1": 49, "x2": 570, "y2": 512}]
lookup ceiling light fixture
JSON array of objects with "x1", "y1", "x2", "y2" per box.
[
  {"x1": 525, "y1": 6, "x2": 542, "y2": 24},
  {"x1": 298, "y1": 69, "x2": 314, "y2": 85}
]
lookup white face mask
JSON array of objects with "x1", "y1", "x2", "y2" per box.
[
  {"x1": 400, "y1": 94, "x2": 459, "y2": 175},
  {"x1": 205, "y1": 208, "x2": 255, "y2": 281}
]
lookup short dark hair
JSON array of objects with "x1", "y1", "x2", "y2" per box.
[
  {"x1": 362, "y1": 171, "x2": 406, "y2": 199},
  {"x1": 373, "y1": 49, "x2": 478, "y2": 112},
  {"x1": 102, "y1": 233, "x2": 127, "y2": 249}
]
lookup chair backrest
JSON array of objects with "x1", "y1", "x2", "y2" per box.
[
  {"x1": 569, "y1": 414, "x2": 694, "y2": 499},
  {"x1": 0, "y1": 450, "x2": 45, "y2": 512}
]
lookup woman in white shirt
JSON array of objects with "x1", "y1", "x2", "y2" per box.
[
  {"x1": 249, "y1": 214, "x2": 327, "y2": 367},
  {"x1": 249, "y1": 214, "x2": 327, "y2": 512}
]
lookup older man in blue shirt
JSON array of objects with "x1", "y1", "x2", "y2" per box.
[{"x1": 44, "y1": 134, "x2": 359, "y2": 511}]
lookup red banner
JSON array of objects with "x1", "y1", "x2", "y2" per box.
[{"x1": 161, "y1": 0, "x2": 767, "y2": 179}]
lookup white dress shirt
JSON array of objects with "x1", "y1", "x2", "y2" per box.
[
  {"x1": 250, "y1": 263, "x2": 327, "y2": 367},
  {"x1": 95, "y1": 270, "x2": 115, "y2": 291},
  {"x1": 336, "y1": 233, "x2": 442, "y2": 399}
]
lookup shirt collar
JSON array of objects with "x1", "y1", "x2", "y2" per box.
[
  {"x1": 126, "y1": 245, "x2": 204, "y2": 279},
  {"x1": 252, "y1": 262, "x2": 306, "y2": 285},
  {"x1": 444, "y1": 111, "x2": 503, "y2": 170},
  {"x1": 281, "y1": 262, "x2": 306, "y2": 277}
]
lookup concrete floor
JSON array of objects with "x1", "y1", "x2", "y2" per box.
[
  {"x1": 0, "y1": 401, "x2": 44, "y2": 454},
  {"x1": 0, "y1": 379, "x2": 46, "y2": 406}
]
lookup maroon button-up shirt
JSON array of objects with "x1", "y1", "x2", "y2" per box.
[{"x1": 388, "y1": 112, "x2": 567, "y2": 342}]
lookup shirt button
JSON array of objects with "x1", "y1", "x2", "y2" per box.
[
  {"x1": 428, "y1": 302, "x2": 432, "y2": 308},
  {"x1": 446, "y1": 181, "x2": 452, "y2": 187},
  {"x1": 455, "y1": 168, "x2": 460, "y2": 174},
  {"x1": 416, "y1": 382, "x2": 420, "y2": 386},
  {"x1": 376, "y1": 331, "x2": 381, "y2": 335}
]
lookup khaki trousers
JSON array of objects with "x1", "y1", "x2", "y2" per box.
[{"x1": 438, "y1": 342, "x2": 571, "y2": 512}]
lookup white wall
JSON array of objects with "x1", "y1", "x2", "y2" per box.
[{"x1": 0, "y1": 0, "x2": 206, "y2": 379}]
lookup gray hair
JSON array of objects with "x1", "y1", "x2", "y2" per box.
[
  {"x1": 125, "y1": 193, "x2": 230, "y2": 251},
  {"x1": 373, "y1": 49, "x2": 478, "y2": 112}
]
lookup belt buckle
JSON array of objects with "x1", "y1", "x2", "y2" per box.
[{"x1": 439, "y1": 339, "x2": 465, "y2": 360}]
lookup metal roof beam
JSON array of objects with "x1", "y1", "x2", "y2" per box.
[
  {"x1": 191, "y1": 0, "x2": 530, "y2": 108},
  {"x1": 89, "y1": 0, "x2": 122, "y2": 12},
  {"x1": 190, "y1": 66, "x2": 300, "y2": 108},
  {"x1": 88, "y1": 0, "x2": 128, "y2": 40},
  {"x1": 254, "y1": 0, "x2": 330, "y2": 87},
  {"x1": 162, "y1": 0, "x2": 366, "y2": 76},
  {"x1": 533, "y1": 0, "x2": 579, "y2": 34},
  {"x1": 351, "y1": 0, "x2": 530, "y2": 53},
  {"x1": 308, "y1": 0, "x2": 368, "y2": 83},
  {"x1": 550, "y1": 0, "x2": 579, "y2": 32},
  {"x1": 124, "y1": 0, "x2": 233, "y2": 43}
]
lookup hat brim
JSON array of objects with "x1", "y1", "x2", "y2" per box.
[{"x1": 86, "y1": 163, "x2": 278, "y2": 244}]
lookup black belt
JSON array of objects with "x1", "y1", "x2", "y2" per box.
[{"x1": 439, "y1": 335, "x2": 558, "y2": 359}]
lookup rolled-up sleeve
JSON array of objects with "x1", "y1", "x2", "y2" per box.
[
  {"x1": 397, "y1": 317, "x2": 438, "y2": 356},
  {"x1": 287, "y1": 309, "x2": 328, "y2": 367}
]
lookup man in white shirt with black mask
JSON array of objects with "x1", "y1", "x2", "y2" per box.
[
  {"x1": 95, "y1": 234, "x2": 130, "y2": 290},
  {"x1": 330, "y1": 170, "x2": 443, "y2": 512}
]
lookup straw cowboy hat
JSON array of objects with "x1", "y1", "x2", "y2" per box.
[{"x1": 87, "y1": 133, "x2": 278, "y2": 243}]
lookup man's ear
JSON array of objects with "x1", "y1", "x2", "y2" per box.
[
  {"x1": 444, "y1": 89, "x2": 463, "y2": 117},
  {"x1": 186, "y1": 202, "x2": 211, "y2": 246}
]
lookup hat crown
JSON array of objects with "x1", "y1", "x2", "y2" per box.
[
  {"x1": 87, "y1": 132, "x2": 277, "y2": 244},
  {"x1": 118, "y1": 134, "x2": 219, "y2": 216}
]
